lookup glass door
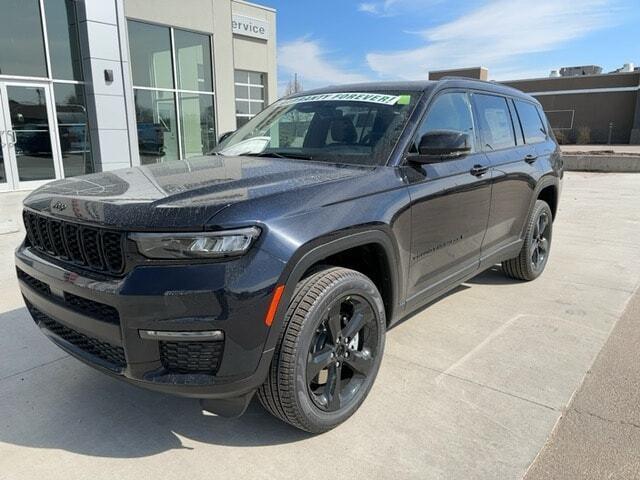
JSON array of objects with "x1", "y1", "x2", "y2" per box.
[
  {"x1": 0, "y1": 89, "x2": 10, "y2": 192},
  {"x1": 0, "y1": 81, "x2": 62, "y2": 190}
]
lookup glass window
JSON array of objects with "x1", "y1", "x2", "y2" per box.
[
  {"x1": 249, "y1": 72, "x2": 265, "y2": 84},
  {"x1": 250, "y1": 102, "x2": 263, "y2": 115},
  {"x1": 250, "y1": 86, "x2": 264, "y2": 100},
  {"x1": 413, "y1": 92, "x2": 474, "y2": 153},
  {"x1": 134, "y1": 90, "x2": 179, "y2": 164},
  {"x1": 129, "y1": 24, "x2": 216, "y2": 162},
  {"x1": 236, "y1": 117, "x2": 250, "y2": 129},
  {"x1": 0, "y1": 132, "x2": 6, "y2": 184},
  {"x1": 216, "y1": 91, "x2": 420, "y2": 167},
  {"x1": 44, "y1": 0, "x2": 82, "y2": 80},
  {"x1": 473, "y1": 94, "x2": 516, "y2": 151},
  {"x1": 7, "y1": 85, "x2": 56, "y2": 181},
  {"x1": 0, "y1": 0, "x2": 47, "y2": 77},
  {"x1": 128, "y1": 21, "x2": 174, "y2": 89},
  {"x1": 277, "y1": 110, "x2": 315, "y2": 148},
  {"x1": 235, "y1": 85, "x2": 248, "y2": 98},
  {"x1": 234, "y1": 71, "x2": 249, "y2": 84},
  {"x1": 179, "y1": 93, "x2": 216, "y2": 158},
  {"x1": 54, "y1": 83, "x2": 93, "y2": 177},
  {"x1": 174, "y1": 30, "x2": 213, "y2": 92},
  {"x1": 515, "y1": 100, "x2": 547, "y2": 144},
  {"x1": 234, "y1": 69, "x2": 266, "y2": 127},
  {"x1": 236, "y1": 101, "x2": 250, "y2": 115}
]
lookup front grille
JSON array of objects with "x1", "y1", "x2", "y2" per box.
[
  {"x1": 16, "y1": 268, "x2": 51, "y2": 296},
  {"x1": 23, "y1": 210, "x2": 125, "y2": 275},
  {"x1": 17, "y1": 268, "x2": 120, "y2": 325},
  {"x1": 25, "y1": 300, "x2": 126, "y2": 369},
  {"x1": 160, "y1": 341, "x2": 224, "y2": 374},
  {"x1": 64, "y1": 292, "x2": 120, "y2": 325}
]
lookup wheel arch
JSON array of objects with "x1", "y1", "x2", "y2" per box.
[
  {"x1": 265, "y1": 229, "x2": 401, "y2": 353},
  {"x1": 537, "y1": 183, "x2": 559, "y2": 219},
  {"x1": 531, "y1": 175, "x2": 560, "y2": 220}
]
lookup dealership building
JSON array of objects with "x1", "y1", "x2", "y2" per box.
[
  {"x1": 429, "y1": 65, "x2": 640, "y2": 145},
  {"x1": 0, "y1": 0, "x2": 277, "y2": 192}
]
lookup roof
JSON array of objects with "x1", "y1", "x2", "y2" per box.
[{"x1": 290, "y1": 78, "x2": 537, "y2": 103}]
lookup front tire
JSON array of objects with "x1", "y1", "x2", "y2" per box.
[
  {"x1": 257, "y1": 267, "x2": 386, "y2": 433},
  {"x1": 502, "y1": 199, "x2": 553, "y2": 281}
]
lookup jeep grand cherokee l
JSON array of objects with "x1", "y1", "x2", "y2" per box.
[{"x1": 15, "y1": 78, "x2": 562, "y2": 433}]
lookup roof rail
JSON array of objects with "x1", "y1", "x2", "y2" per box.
[{"x1": 436, "y1": 76, "x2": 526, "y2": 95}]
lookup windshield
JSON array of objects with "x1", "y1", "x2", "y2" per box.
[{"x1": 213, "y1": 91, "x2": 421, "y2": 166}]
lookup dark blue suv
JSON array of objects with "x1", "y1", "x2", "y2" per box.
[{"x1": 15, "y1": 79, "x2": 562, "y2": 433}]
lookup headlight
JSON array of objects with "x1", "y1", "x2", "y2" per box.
[{"x1": 130, "y1": 227, "x2": 260, "y2": 259}]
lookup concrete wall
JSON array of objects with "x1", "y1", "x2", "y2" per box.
[
  {"x1": 563, "y1": 154, "x2": 640, "y2": 172},
  {"x1": 231, "y1": 0, "x2": 278, "y2": 108},
  {"x1": 77, "y1": 0, "x2": 137, "y2": 170}
]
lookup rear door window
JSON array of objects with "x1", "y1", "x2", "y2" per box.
[
  {"x1": 515, "y1": 100, "x2": 547, "y2": 144},
  {"x1": 473, "y1": 94, "x2": 516, "y2": 151}
]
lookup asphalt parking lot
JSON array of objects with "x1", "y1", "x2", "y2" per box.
[{"x1": 1, "y1": 172, "x2": 639, "y2": 480}]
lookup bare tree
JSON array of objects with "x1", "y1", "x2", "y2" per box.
[{"x1": 284, "y1": 73, "x2": 304, "y2": 96}]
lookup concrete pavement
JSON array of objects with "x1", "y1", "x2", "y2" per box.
[
  {"x1": 0, "y1": 173, "x2": 639, "y2": 479},
  {"x1": 525, "y1": 284, "x2": 640, "y2": 479}
]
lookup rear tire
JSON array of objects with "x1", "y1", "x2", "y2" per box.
[
  {"x1": 502, "y1": 200, "x2": 553, "y2": 281},
  {"x1": 257, "y1": 267, "x2": 386, "y2": 433}
]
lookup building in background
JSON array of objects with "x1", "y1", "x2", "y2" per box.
[
  {"x1": 428, "y1": 67, "x2": 489, "y2": 82},
  {"x1": 428, "y1": 64, "x2": 640, "y2": 145},
  {"x1": 0, "y1": 0, "x2": 277, "y2": 192}
]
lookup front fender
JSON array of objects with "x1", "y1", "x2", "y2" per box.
[{"x1": 260, "y1": 228, "x2": 402, "y2": 358}]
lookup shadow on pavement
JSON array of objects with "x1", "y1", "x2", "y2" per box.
[
  {"x1": 0, "y1": 307, "x2": 311, "y2": 458},
  {"x1": 0, "y1": 264, "x2": 519, "y2": 458},
  {"x1": 389, "y1": 283, "x2": 470, "y2": 330},
  {"x1": 466, "y1": 265, "x2": 521, "y2": 286}
]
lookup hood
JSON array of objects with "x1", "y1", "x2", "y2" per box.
[{"x1": 23, "y1": 155, "x2": 372, "y2": 230}]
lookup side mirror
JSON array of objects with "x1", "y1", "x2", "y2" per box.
[
  {"x1": 218, "y1": 131, "x2": 235, "y2": 143},
  {"x1": 414, "y1": 130, "x2": 472, "y2": 162}
]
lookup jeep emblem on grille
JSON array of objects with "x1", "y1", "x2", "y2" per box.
[{"x1": 52, "y1": 201, "x2": 67, "y2": 212}]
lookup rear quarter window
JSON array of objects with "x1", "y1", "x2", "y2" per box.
[{"x1": 515, "y1": 100, "x2": 547, "y2": 144}]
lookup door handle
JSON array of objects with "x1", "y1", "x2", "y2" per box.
[
  {"x1": 524, "y1": 154, "x2": 538, "y2": 164},
  {"x1": 5, "y1": 130, "x2": 17, "y2": 146},
  {"x1": 470, "y1": 164, "x2": 489, "y2": 177}
]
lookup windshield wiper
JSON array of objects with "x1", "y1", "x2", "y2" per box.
[{"x1": 241, "y1": 151, "x2": 314, "y2": 160}]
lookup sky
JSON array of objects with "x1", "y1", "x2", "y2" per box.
[{"x1": 260, "y1": 0, "x2": 640, "y2": 95}]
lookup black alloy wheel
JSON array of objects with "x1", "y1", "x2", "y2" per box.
[
  {"x1": 530, "y1": 210, "x2": 551, "y2": 272},
  {"x1": 258, "y1": 267, "x2": 386, "y2": 433},
  {"x1": 502, "y1": 199, "x2": 553, "y2": 281},
  {"x1": 306, "y1": 294, "x2": 379, "y2": 412}
]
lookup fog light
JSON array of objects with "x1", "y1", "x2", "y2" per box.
[{"x1": 139, "y1": 330, "x2": 224, "y2": 341}]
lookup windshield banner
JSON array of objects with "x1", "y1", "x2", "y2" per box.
[{"x1": 281, "y1": 92, "x2": 402, "y2": 106}]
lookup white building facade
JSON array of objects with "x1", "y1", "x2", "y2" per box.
[{"x1": 0, "y1": 0, "x2": 277, "y2": 192}]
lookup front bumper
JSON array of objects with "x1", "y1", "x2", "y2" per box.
[{"x1": 15, "y1": 243, "x2": 286, "y2": 399}]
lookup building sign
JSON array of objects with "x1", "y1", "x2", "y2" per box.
[{"x1": 232, "y1": 15, "x2": 268, "y2": 40}]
